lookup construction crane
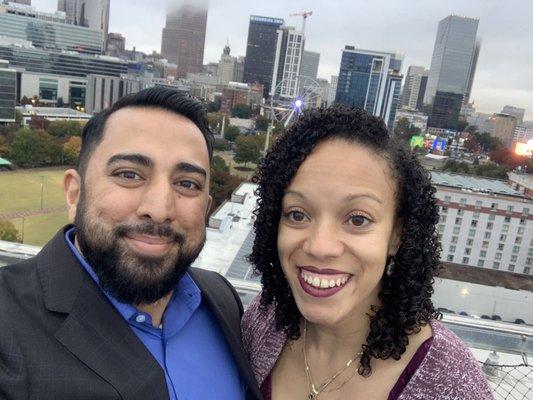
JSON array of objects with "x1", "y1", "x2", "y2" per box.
[{"x1": 289, "y1": 11, "x2": 313, "y2": 36}]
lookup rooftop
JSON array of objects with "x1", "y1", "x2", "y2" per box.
[
  {"x1": 16, "y1": 106, "x2": 92, "y2": 118},
  {"x1": 430, "y1": 171, "x2": 524, "y2": 197}
]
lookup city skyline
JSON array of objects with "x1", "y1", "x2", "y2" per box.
[{"x1": 31, "y1": 0, "x2": 533, "y2": 119}]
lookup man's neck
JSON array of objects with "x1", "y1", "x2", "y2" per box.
[{"x1": 136, "y1": 292, "x2": 173, "y2": 328}]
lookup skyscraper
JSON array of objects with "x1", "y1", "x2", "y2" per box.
[
  {"x1": 424, "y1": 15, "x2": 479, "y2": 130},
  {"x1": 300, "y1": 50, "x2": 320, "y2": 80},
  {"x1": 399, "y1": 66, "x2": 428, "y2": 110},
  {"x1": 161, "y1": 1, "x2": 208, "y2": 79},
  {"x1": 335, "y1": 46, "x2": 403, "y2": 128},
  {"x1": 57, "y1": 0, "x2": 110, "y2": 49},
  {"x1": 271, "y1": 26, "x2": 304, "y2": 98},
  {"x1": 243, "y1": 15, "x2": 284, "y2": 98}
]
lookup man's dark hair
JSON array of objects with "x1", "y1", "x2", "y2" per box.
[
  {"x1": 77, "y1": 87, "x2": 213, "y2": 176},
  {"x1": 249, "y1": 105, "x2": 441, "y2": 377}
]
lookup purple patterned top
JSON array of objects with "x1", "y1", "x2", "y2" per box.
[{"x1": 242, "y1": 293, "x2": 494, "y2": 400}]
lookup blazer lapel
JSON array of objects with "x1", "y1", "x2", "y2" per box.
[
  {"x1": 189, "y1": 268, "x2": 263, "y2": 400},
  {"x1": 37, "y1": 227, "x2": 168, "y2": 400}
]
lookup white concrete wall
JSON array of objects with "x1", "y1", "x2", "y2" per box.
[
  {"x1": 20, "y1": 73, "x2": 87, "y2": 103},
  {"x1": 433, "y1": 277, "x2": 533, "y2": 323}
]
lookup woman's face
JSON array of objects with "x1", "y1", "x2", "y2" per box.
[{"x1": 277, "y1": 139, "x2": 402, "y2": 327}]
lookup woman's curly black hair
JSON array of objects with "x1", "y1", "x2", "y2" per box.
[{"x1": 249, "y1": 105, "x2": 441, "y2": 376}]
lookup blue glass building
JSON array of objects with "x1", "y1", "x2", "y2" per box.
[{"x1": 335, "y1": 46, "x2": 403, "y2": 129}]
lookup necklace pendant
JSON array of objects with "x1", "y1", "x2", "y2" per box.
[{"x1": 308, "y1": 388, "x2": 320, "y2": 400}]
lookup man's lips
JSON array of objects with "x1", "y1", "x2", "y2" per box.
[{"x1": 124, "y1": 234, "x2": 174, "y2": 256}]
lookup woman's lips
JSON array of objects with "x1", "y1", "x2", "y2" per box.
[{"x1": 297, "y1": 266, "x2": 352, "y2": 298}]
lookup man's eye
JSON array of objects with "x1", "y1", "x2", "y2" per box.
[
  {"x1": 117, "y1": 171, "x2": 142, "y2": 180},
  {"x1": 285, "y1": 210, "x2": 308, "y2": 222},
  {"x1": 347, "y1": 214, "x2": 371, "y2": 227},
  {"x1": 178, "y1": 180, "x2": 200, "y2": 190}
]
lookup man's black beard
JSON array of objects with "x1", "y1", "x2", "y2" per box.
[{"x1": 74, "y1": 191, "x2": 205, "y2": 304}]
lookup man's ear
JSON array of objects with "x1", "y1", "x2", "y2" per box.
[
  {"x1": 63, "y1": 169, "x2": 81, "y2": 223},
  {"x1": 205, "y1": 195, "x2": 213, "y2": 223}
]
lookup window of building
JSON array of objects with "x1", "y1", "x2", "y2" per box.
[
  {"x1": 524, "y1": 267, "x2": 531, "y2": 275},
  {"x1": 515, "y1": 237, "x2": 522, "y2": 244},
  {"x1": 449, "y1": 245, "x2": 456, "y2": 253},
  {"x1": 455, "y1": 217, "x2": 462, "y2": 225},
  {"x1": 457, "y1": 209, "x2": 464, "y2": 216},
  {"x1": 500, "y1": 234, "x2": 507, "y2": 241},
  {"x1": 518, "y1": 227, "x2": 525, "y2": 235},
  {"x1": 451, "y1": 236, "x2": 458, "y2": 244},
  {"x1": 486, "y1": 222, "x2": 493, "y2": 230},
  {"x1": 438, "y1": 225, "x2": 444, "y2": 232},
  {"x1": 466, "y1": 239, "x2": 474, "y2": 246},
  {"x1": 520, "y1": 218, "x2": 526, "y2": 225},
  {"x1": 468, "y1": 229, "x2": 476, "y2": 237},
  {"x1": 439, "y1": 215, "x2": 447, "y2": 223},
  {"x1": 493, "y1": 262, "x2": 500, "y2": 270},
  {"x1": 507, "y1": 205, "x2": 514, "y2": 213},
  {"x1": 529, "y1": 248, "x2": 533, "y2": 257},
  {"x1": 513, "y1": 245, "x2": 520, "y2": 254},
  {"x1": 473, "y1": 212, "x2": 480, "y2": 219},
  {"x1": 462, "y1": 257, "x2": 469, "y2": 264},
  {"x1": 508, "y1": 265, "x2": 515, "y2": 272},
  {"x1": 441, "y1": 206, "x2": 448, "y2": 214},
  {"x1": 495, "y1": 253, "x2": 502, "y2": 260},
  {"x1": 504, "y1": 216, "x2": 511, "y2": 223},
  {"x1": 484, "y1": 232, "x2": 491, "y2": 239},
  {"x1": 511, "y1": 255, "x2": 518, "y2": 262},
  {"x1": 523, "y1": 208, "x2": 529, "y2": 216},
  {"x1": 527, "y1": 258, "x2": 532, "y2": 266},
  {"x1": 475, "y1": 200, "x2": 482, "y2": 209},
  {"x1": 477, "y1": 259, "x2": 484, "y2": 267},
  {"x1": 453, "y1": 227, "x2": 460, "y2": 235},
  {"x1": 498, "y1": 243, "x2": 504, "y2": 251},
  {"x1": 444, "y1": 195, "x2": 451, "y2": 203},
  {"x1": 447, "y1": 255, "x2": 454, "y2": 262},
  {"x1": 464, "y1": 248, "x2": 471, "y2": 255},
  {"x1": 489, "y1": 214, "x2": 495, "y2": 221},
  {"x1": 491, "y1": 203, "x2": 498, "y2": 211},
  {"x1": 480, "y1": 250, "x2": 487, "y2": 258},
  {"x1": 482, "y1": 241, "x2": 489, "y2": 249},
  {"x1": 438, "y1": 233, "x2": 442, "y2": 241},
  {"x1": 502, "y1": 225, "x2": 509, "y2": 233},
  {"x1": 460, "y1": 198, "x2": 467, "y2": 206},
  {"x1": 470, "y1": 220, "x2": 477, "y2": 227}
]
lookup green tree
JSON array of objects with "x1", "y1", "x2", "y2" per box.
[
  {"x1": 212, "y1": 154, "x2": 230, "y2": 173},
  {"x1": 207, "y1": 99, "x2": 221, "y2": 112},
  {"x1": 232, "y1": 103, "x2": 251, "y2": 119},
  {"x1": 394, "y1": 117, "x2": 421, "y2": 141},
  {"x1": 0, "y1": 221, "x2": 20, "y2": 242},
  {"x1": 207, "y1": 112, "x2": 228, "y2": 134},
  {"x1": 254, "y1": 115, "x2": 269, "y2": 132},
  {"x1": 224, "y1": 125, "x2": 240, "y2": 142},
  {"x1": 63, "y1": 136, "x2": 82, "y2": 165},
  {"x1": 463, "y1": 134, "x2": 480, "y2": 153},
  {"x1": 48, "y1": 120, "x2": 83, "y2": 138},
  {"x1": 457, "y1": 119, "x2": 469, "y2": 132},
  {"x1": 15, "y1": 109, "x2": 23, "y2": 127},
  {"x1": 209, "y1": 170, "x2": 245, "y2": 214},
  {"x1": 213, "y1": 137, "x2": 230, "y2": 151},
  {"x1": 234, "y1": 135, "x2": 261, "y2": 166},
  {"x1": 272, "y1": 122, "x2": 286, "y2": 135},
  {"x1": 8, "y1": 128, "x2": 42, "y2": 167}
]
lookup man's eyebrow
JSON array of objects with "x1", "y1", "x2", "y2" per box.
[
  {"x1": 173, "y1": 162, "x2": 207, "y2": 178},
  {"x1": 107, "y1": 153, "x2": 153, "y2": 168}
]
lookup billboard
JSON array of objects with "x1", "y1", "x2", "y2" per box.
[
  {"x1": 410, "y1": 135, "x2": 425, "y2": 149},
  {"x1": 432, "y1": 138, "x2": 447, "y2": 152}
]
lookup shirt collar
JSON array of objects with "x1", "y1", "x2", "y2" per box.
[{"x1": 64, "y1": 227, "x2": 201, "y2": 328}]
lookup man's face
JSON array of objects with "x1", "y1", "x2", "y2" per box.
[{"x1": 63, "y1": 106, "x2": 211, "y2": 304}]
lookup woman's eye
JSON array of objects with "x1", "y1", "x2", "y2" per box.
[
  {"x1": 117, "y1": 171, "x2": 142, "y2": 180},
  {"x1": 286, "y1": 210, "x2": 308, "y2": 222},
  {"x1": 348, "y1": 214, "x2": 371, "y2": 227}
]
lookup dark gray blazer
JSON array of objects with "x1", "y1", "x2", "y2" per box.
[{"x1": 0, "y1": 226, "x2": 262, "y2": 400}]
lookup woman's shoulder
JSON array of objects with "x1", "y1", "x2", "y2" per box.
[
  {"x1": 241, "y1": 292, "x2": 287, "y2": 386},
  {"x1": 400, "y1": 319, "x2": 494, "y2": 399}
]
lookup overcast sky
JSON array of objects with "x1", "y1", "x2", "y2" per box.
[{"x1": 32, "y1": 0, "x2": 533, "y2": 120}]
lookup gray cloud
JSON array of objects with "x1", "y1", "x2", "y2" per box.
[{"x1": 32, "y1": 0, "x2": 533, "y2": 119}]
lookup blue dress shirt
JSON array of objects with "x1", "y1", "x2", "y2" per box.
[{"x1": 65, "y1": 228, "x2": 245, "y2": 400}]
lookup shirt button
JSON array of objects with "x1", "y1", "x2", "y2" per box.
[{"x1": 135, "y1": 314, "x2": 146, "y2": 323}]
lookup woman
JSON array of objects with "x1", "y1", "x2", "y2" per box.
[{"x1": 242, "y1": 106, "x2": 493, "y2": 399}]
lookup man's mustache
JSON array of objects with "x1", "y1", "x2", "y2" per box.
[{"x1": 114, "y1": 222, "x2": 186, "y2": 246}]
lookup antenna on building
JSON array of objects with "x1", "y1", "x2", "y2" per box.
[{"x1": 289, "y1": 10, "x2": 313, "y2": 36}]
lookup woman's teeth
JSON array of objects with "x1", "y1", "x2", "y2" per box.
[{"x1": 300, "y1": 269, "x2": 350, "y2": 289}]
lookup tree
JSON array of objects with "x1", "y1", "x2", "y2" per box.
[
  {"x1": 8, "y1": 128, "x2": 42, "y2": 167},
  {"x1": 212, "y1": 155, "x2": 230, "y2": 173},
  {"x1": 207, "y1": 98, "x2": 221, "y2": 112},
  {"x1": 14, "y1": 109, "x2": 23, "y2": 127},
  {"x1": 394, "y1": 117, "x2": 421, "y2": 141},
  {"x1": 28, "y1": 115, "x2": 50, "y2": 131},
  {"x1": 272, "y1": 122, "x2": 286, "y2": 136},
  {"x1": 207, "y1": 112, "x2": 228, "y2": 134},
  {"x1": 19, "y1": 96, "x2": 32, "y2": 106},
  {"x1": 0, "y1": 136, "x2": 8, "y2": 157},
  {"x1": 209, "y1": 170, "x2": 245, "y2": 214},
  {"x1": 232, "y1": 103, "x2": 252, "y2": 119},
  {"x1": 0, "y1": 221, "x2": 20, "y2": 242},
  {"x1": 224, "y1": 125, "x2": 240, "y2": 142},
  {"x1": 234, "y1": 135, "x2": 262, "y2": 166},
  {"x1": 254, "y1": 115, "x2": 269, "y2": 132},
  {"x1": 63, "y1": 136, "x2": 82, "y2": 165},
  {"x1": 465, "y1": 125, "x2": 478, "y2": 134},
  {"x1": 213, "y1": 137, "x2": 230, "y2": 151},
  {"x1": 463, "y1": 134, "x2": 480, "y2": 153},
  {"x1": 48, "y1": 120, "x2": 83, "y2": 138},
  {"x1": 457, "y1": 119, "x2": 469, "y2": 132}
]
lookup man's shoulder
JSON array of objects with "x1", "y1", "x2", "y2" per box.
[{"x1": 0, "y1": 257, "x2": 39, "y2": 292}]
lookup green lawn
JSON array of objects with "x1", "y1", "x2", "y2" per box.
[
  {"x1": 9, "y1": 211, "x2": 69, "y2": 246},
  {"x1": 0, "y1": 169, "x2": 67, "y2": 214},
  {"x1": 214, "y1": 150, "x2": 257, "y2": 179}
]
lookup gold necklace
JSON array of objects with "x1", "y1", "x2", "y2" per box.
[{"x1": 303, "y1": 320, "x2": 363, "y2": 400}]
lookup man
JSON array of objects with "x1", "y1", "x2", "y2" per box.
[{"x1": 0, "y1": 87, "x2": 262, "y2": 400}]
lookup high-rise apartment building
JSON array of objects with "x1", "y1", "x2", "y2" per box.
[
  {"x1": 217, "y1": 43, "x2": 244, "y2": 84},
  {"x1": 300, "y1": 50, "x2": 320, "y2": 80},
  {"x1": 106, "y1": 33, "x2": 125, "y2": 57},
  {"x1": 243, "y1": 15, "x2": 284, "y2": 98},
  {"x1": 424, "y1": 15, "x2": 479, "y2": 130},
  {"x1": 327, "y1": 75, "x2": 338, "y2": 105},
  {"x1": 0, "y1": 62, "x2": 16, "y2": 123},
  {"x1": 57, "y1": 0, "x2": 109, "y2": 49},
  {"x1": 490, "y1": 113, "x2": 518, "y2": 147},
  {"x1": 399, "y1": 65, "x2": 428, "y2": 110},
  {"x1": 271, "y1": 26, "x2": 304, "y2": 98},
  {"x1": 161, "y1": 1, "x2": 208, "y2": 79},
  {"x1": 335, "y1": 46, "x2": 403, "y2": 128},
  {"x1": 501, "y1": 105, "x2": 525, "y2": 125}
]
